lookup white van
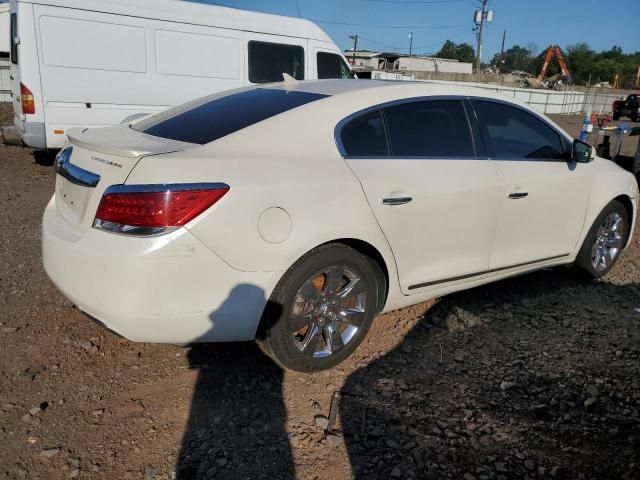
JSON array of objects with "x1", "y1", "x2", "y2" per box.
[{"x1": 8, "y1": 0, "x2": 352, "y2": 149}]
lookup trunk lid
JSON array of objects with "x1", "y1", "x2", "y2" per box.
[{"x1": 55, "y1": 125, "x2": 196, "y2": 235}]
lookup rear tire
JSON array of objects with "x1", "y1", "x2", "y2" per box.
[
  {"x1": 257, "y1": 244, "x2": 378, "y2": 372},
  {"x1": 575, "y1": 200, "x2": 629, "y2": 279},
  {"x1": 612, "y1": 114, "x2": 620, "y2": 121}
]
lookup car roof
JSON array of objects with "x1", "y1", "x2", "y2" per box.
[{"x1": 262, "y1": 79, "x2": 513, "y2": 102}]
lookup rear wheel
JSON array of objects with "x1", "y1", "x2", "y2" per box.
[
  {"x1": 575, "y1": 200, "x2": 629, "y2": 278},
  {"x1": 257, "y1": 244, "x2": 378, "y2": 372},
  {"x1": 612, "y1": 113, "x2": 620, "y2": 121}
]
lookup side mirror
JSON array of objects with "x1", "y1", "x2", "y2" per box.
[{"x1": 572, "y1": 139, "x2": 595, "y2": 163}]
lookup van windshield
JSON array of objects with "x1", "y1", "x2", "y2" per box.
[{"x1": 133, "y1": 88, "x2": 328, "y2": 145}]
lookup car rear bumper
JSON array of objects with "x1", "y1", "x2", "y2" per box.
[
  {"x1": 14, "y1": 115, "x2": 46, "y2": 149},
  {"x1": 42, "y1": 196, "x2": 280, "y2": 344}
]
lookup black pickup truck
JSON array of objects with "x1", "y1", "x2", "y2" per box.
[{"x1": 612, "y1": 94, "x2": 640, "y2": 122}]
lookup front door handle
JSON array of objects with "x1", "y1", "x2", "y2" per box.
[
  {"x1": 382, "y1": 196, "x2": 412, "y2": 206},
  {"x1": 508, "y1": 192, "x2": 528, "y2": 199}
]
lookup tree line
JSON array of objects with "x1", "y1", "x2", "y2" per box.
[{"x1": 434, "y1": 40, "x2": 640, "y2": 88}]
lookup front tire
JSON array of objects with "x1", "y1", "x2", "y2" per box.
[
  {"x1": 575, "y1": 200, "x2": 629, "y2": 278},
  {"x1": 257, "y1": 244, "x2": 378, "y2": 372}
]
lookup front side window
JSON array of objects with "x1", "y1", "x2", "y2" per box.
[
  {"x1": 248, "y1": 41, "x2": 304, "y2": 84},
  {"x1": 317, "y1": 52, "x2": 351, "y2": 79},
  {"x1": 384, "y1": 100, "x2": 475, "y2": 157},
  {"x1": 340, "y1": 110, "x2": 388, "y2": 156},
  {"x1": 472, "y1": 100, "x2": 567, "y2": 160},
  {"x1": 10, "y1": 13, "x2": 18, "y2": 64},
  {"x1": 134, "y1": 88, "x2": 327, "y2": 144}
]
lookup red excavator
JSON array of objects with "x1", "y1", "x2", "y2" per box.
[{"x1": 538, "y1": 45, "x2": 572, "y2": 84}]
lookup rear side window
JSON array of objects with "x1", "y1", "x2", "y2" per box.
[
  {"x1": 384, "y1": 100, "x2": 475, "y2": 157},
  {"x1": 248, "y1": 41, "x2": 304, "y2": 83},
  {"x1": 10, "y1": 13, "x2": 18, "y2": 64},
  {"x1": 317, "y1": 52, "x2": 351, "y2": 79},
  {"x1": 472, "y1": 100, "x2": 566, "y2": 160},
  {"x1": 340, "y1": 110, "x2": 388, "y2": 156},
  {"x1": 134, "y1": 88, "x2": 327, "y2": 145}
]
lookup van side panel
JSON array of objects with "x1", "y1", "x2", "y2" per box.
[
  {"x1": 34, "y1": 4, "x2": 245, "y2": 148},
  {"x1": 11, "y1": 1, "x2": 47, "y2": 148}
]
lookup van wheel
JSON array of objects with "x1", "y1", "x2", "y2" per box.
[
  {"x1": 612, "y1": 114, "x2": 620, "y2": 121},
  {"x1": 575, "y1": 200, "x2": 629, "y2": 278},
  {"x1": 257, "y1": 244, "x2": 378, "y2": 372}
]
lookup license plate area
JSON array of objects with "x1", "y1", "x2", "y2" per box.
[{"x1": 56, "y1": 176, "x2": 92, "y2": 226}]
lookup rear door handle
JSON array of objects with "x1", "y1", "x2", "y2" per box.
[
  {"x1": 382, "y1": 196, "x2": 412, "y2": 206},
  {"x1": 508, "y1": 192, "x2": 528, "y2": 199}
]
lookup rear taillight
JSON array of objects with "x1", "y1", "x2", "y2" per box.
[
  {"x1": 20, "y1": 83, "x2": 35, "y2": 114},
  {"x1": 94, "y1": 184, "x2": 229, "y2": 236}
]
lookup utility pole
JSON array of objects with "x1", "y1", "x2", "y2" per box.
[
  {"x1": 409, "y1": 32, "x2": 413, "y2": 57},
  {"x1": 498, "y1": 30, "x2": 506, "y2": 74},
  {"x1": 349, "y1": 34, "x2": 358, "y2": 66},
  {"x1": 474, "y1": 0, "x2": 493, "y2": 73}
]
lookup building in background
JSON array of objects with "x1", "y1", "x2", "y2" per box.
[{"x1": 345, "y1": 50, "x2": 473, "y2": 75}]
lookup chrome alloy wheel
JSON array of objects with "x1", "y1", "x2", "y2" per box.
[
  {"x1": 591, "y1": 212, "x2": 624, "y2": 272},
  {"x1": 289, "y1": 266, "x2": 367, "y2": 359}
]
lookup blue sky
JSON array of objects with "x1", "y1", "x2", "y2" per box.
[{"x1": 190, "y1": 0, "x2": 640, "y2": 60}]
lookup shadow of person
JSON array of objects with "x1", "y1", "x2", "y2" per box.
[
  {"x1": 176, "y1": 284, "x2": 294, "y2": 480},
  {"x1": 339, "y1": 270, "x2": 640, "y2": 479}
]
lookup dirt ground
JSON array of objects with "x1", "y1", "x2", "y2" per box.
[{"x1": 1, "y1": 104, "x2": 639, "y2": 480}]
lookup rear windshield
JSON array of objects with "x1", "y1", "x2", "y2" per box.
[{"x1": 134, "y1": 88, "x2": 328, "y2": 145}]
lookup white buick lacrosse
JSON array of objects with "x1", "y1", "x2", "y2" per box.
[{"x1": 43, "y1": 80, "x2": 638, "y2": 372}]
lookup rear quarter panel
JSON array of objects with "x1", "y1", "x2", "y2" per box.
[{"x1": 125, "y1": 99, "x2": 404, "y2": 309}]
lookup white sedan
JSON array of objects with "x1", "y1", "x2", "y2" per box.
[{"x1": 42, "y1": 80, "x2": 638, "y2": 372}]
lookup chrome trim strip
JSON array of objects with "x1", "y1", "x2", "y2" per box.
[
  {"x1": 102, "y1": 182, "x2": 230, "y2": 195},
  {"x1": 408, "y1": 253, "x2": 571, "y2": 290},
  {"x1": 55, "y1": 147, "x2": 101, "y2": 188}
]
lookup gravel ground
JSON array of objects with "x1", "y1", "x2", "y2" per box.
[{"x1": 1, "y1": 103, "x2": 639, "y2": 480}]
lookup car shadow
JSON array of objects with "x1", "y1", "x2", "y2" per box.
[
  {"x1": 32, "y1": 149, "x2": 58, "y2": 166},
  {"x1": 339, "y1": 270, "x2": 640, "y2": 479},
  {"x1": 175, "y1": 284, "x2": 294, "y2": 480}
]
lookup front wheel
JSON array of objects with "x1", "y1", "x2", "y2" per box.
[
  {"x1": 257, "y1": 244, "x2": 379, "y2": 372},
  {"x1": 575, "y1": 200, "x2": 629, "y2": 278}
]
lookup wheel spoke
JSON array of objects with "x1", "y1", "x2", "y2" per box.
[
  {"x1": 297, "y1": 280, "x2": 320, "y2": 304},
  {"x1": 300, "y1": 323, "x2": 320, "y2": 353},
  {"x1": 324, "y1": 323, "x2": 344, "y2": 354},
  {"x1": 290, "y1": 313, "x2": 313, "y2": 332},
  {"x1": 336, "y1": 277, "x2": 365, "y2": 300},
  {"x1": 324, "y1": 266, "x2": 346, "y2": 295},
  {"x1": 606, "y1": 234, "x2": 621, "y2": 247},
  {"x1": 337, "y1": 307, "x2": 365, "y2": 326}
]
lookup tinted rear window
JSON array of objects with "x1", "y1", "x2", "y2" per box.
[
  {"x1": 340, "y1": 110, "x2": 389, "y2": 156},
  {"x1": 384, "y1": 100, "x2": 474, "y2": 157},
  {"x1": 134, "y1": 88, "x2": 328, "y2": 145}
]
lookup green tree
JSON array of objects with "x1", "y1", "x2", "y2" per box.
[
  {"x1": 436, "y1": 40, "x2": 475, "y2": 63},
  {"x1": 491, "y1": 45, "x2": 534, "y2": 72}
]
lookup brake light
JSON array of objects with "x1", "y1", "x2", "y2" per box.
[
  {"x1": 20, "y1": 83, "x2": 35, "y2": 114},
  {"x1": 94, "y1": 184, "x2": 229, "y2": 236}
]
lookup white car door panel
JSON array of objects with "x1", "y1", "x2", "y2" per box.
[
  {"x1": 470, "y1": 99, "x2": 590, "y2": 268},
  {"x1": 340, "y1": 99, "x2": 501, "y2": 294}
]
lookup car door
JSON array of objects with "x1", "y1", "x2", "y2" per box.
[
  {"x1": 341, "y1": 98, "x2": 501, "y2": 294},
  {"x1": 470, "y1": 99, "x2": 590, "y2": 269}
]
